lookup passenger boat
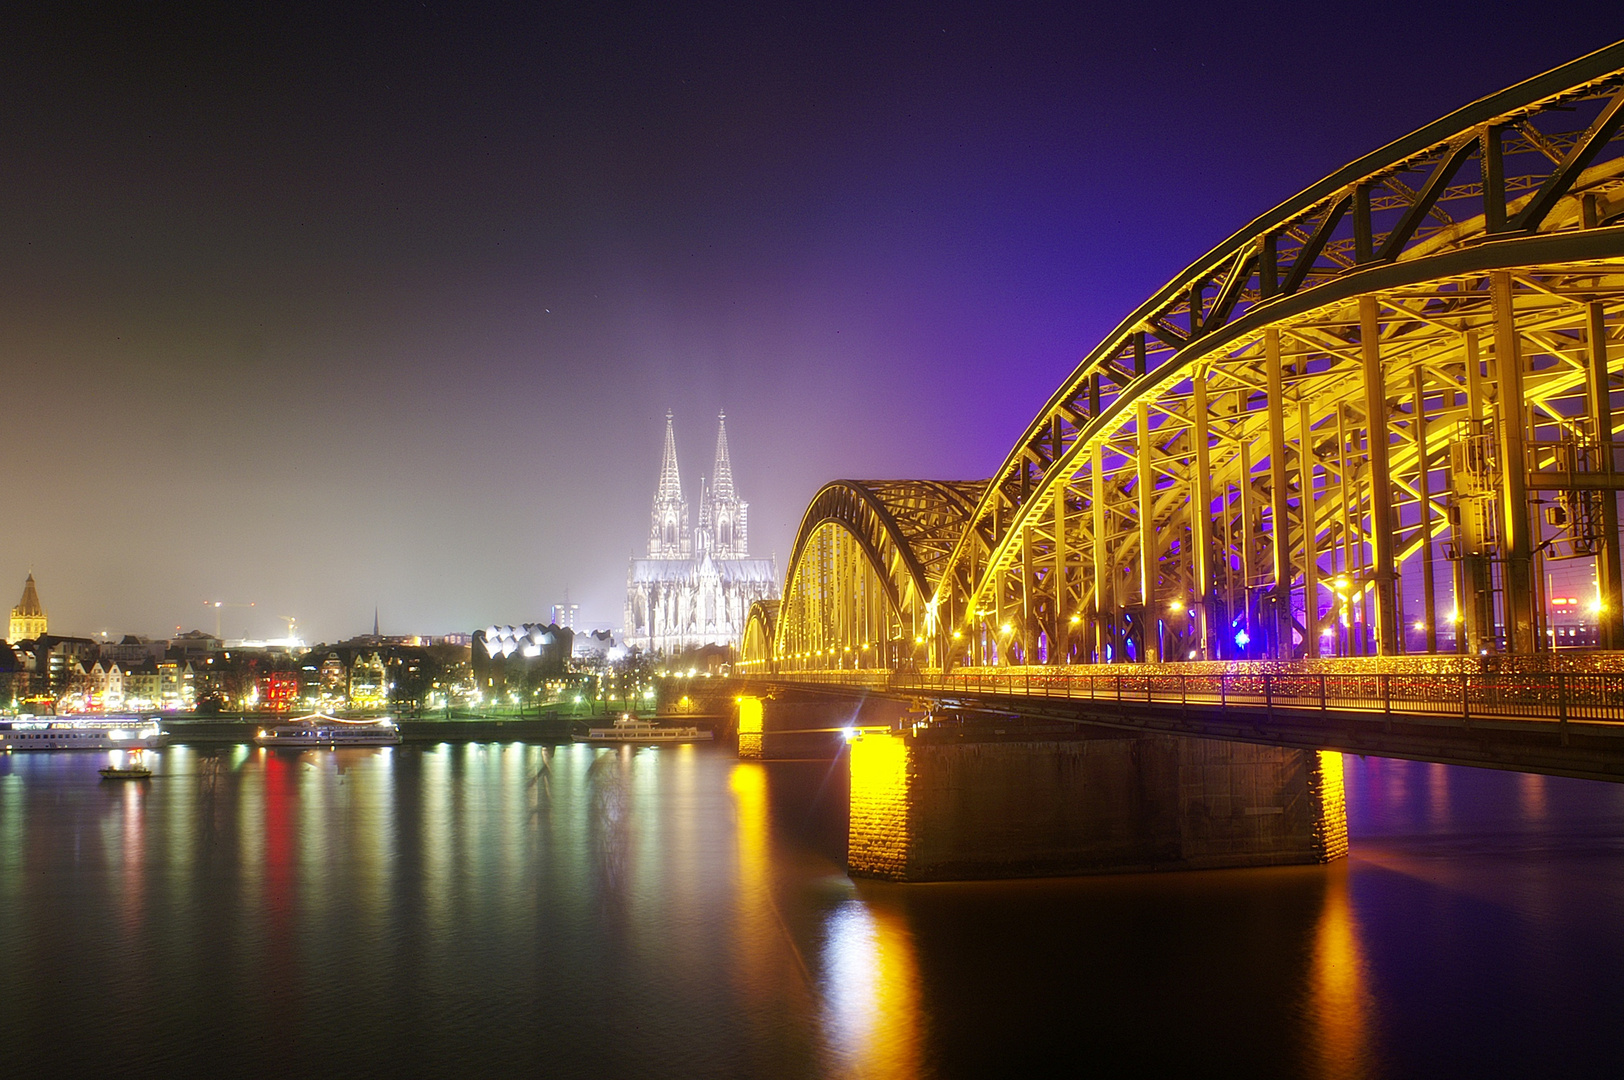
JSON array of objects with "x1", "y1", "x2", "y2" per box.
[
  {"x1": 578, "y1": 715, "x2": 713, "y2": 745},
  {"x1": 254, "y1": 713, "x2": 402, "y2": 747},
  {"x1": 1, "y1": 717, "x2": 163, "y2": 752}
]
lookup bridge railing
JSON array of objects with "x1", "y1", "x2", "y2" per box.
[{"x1": 763, "y1": 668, "x2": 1624, "y2": 730}]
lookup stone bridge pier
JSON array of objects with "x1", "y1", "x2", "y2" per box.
[{"x1": 740, "y1": 695, "x2": 1348, "y2": 881}]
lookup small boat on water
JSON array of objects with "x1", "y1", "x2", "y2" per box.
[
  {"x1": 100, "y1": 751, "x2": 153, "y2": 780},
  {"x1": 255, "y1": 713, "x2": 402, "y2": 747},
  {"x1": 578, "y1": 715, "x2": 713, "y2": 745}
]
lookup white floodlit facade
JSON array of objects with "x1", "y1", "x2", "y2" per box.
[{"x1": 625, "y1": 412, "x2": 777, "y2": 655}]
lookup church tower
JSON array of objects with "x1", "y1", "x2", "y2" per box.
[
  {"x1": 706, "y1": 411, "x2": 749, "y2": 558},
  {"x1": 9, "y1": 573, "x2": 47, "y2": 642},
  {"x1": 648, "y1": 410, "x2": 691, "y2": 558}
]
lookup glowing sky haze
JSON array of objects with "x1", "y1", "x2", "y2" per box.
[{"x1": 1, "y1": 2, "x2": 1616, "y2": 640}]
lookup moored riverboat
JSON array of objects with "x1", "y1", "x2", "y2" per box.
[
  {"x1": 254, "y1": 713, "x2": 402, "y2": 747},
  {"x1": 578, "y1": 715, "x2": 713, "y2": 745},
  {"x1": 1, "y1": 717, "x2": 163, "y2": 752}
]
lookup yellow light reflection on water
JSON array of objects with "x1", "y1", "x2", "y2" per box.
[
  {"x1": 729, "y1": 763, "x2": 776, "y2": 980},
  {"x1": 1307, "y1": 867, "x2": 1376, "y2": 1080},
  {"x1": 821, "y1": 899, "x2": 922, "y2": 1079},
  {"x1": 1517, "y1": 771, "x2": 1548, "y2": 822}
]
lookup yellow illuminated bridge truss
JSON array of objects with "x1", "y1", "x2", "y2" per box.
[{"x1": 744, "y1": 42, "x2": 1624, "y2": 676}]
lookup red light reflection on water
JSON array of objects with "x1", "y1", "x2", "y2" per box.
[{"x1": 261, "y1": 749, "x2": 299, "y2": 1006}]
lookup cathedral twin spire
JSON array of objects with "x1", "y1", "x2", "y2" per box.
[
  {"x1": 648, "y1": 412, "x2": 748, "y2": 560},
  {"x1": 649, "y1": 411, "x2": 691, "y2": 558},
  {"x1": 711, "y1": 411, "x2": 735, "y2": 502}
]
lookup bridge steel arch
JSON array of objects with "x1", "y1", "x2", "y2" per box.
[
  {"x1": 741, "y1": 600, "x2": 777, "y2": 672},
  {"x1": 757, "y1": 41, "x2": 1624, "y2": 675},
  {"x1": 922, "y1": 40, "x2": 1624, "y2": 670},
  {"x1": 740, "y1": 480, "x2": 983, "y2": 673}
]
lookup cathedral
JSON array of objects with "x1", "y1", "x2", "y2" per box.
[{"x1": 625, "y1": 412, "x2": 778, "y2": 656}]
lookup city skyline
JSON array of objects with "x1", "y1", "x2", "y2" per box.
[{"x1": 1, "y1": 4, "x2": 1616, "y2": 642}]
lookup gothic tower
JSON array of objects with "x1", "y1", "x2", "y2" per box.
[
  {"x1": 648, "y1": 410, "x2": 691, "y2": 558},
  {"x1": 9, "y1": 573, "x2": 47, "y2": 642},
  {"x1": 706, "y1": 411, "x2": 748, "y2": 558}
]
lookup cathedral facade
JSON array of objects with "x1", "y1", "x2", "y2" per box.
[{"x1": 625, "y1": 412, "x2": 778, "y2": 656}]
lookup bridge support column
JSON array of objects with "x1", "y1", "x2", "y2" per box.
[
  {"x1": 1266, "y1": 330, "x2": 1295, "y2": 659},
  {"x1": 1191, "y1": 377, "x2": 1215, "y2": 659},
  {"x1": 1587, "y1": 301, "x2": 1624, "y2": 649},
  {"x1": 1359, "y1": 297, "x2": 1400, "y2": 655},
  {"x1": 1297, "y1": 395, "x2": 1321, "y2": 658},
  {"x1": 847, "y1": 727, "x2": 1348, "y2": 882},
  {"x1": 1492, "y1": 272, "x2": 1538, "y2": 653},
  {"x1": 1137, "y1": 401, "x2": 1161, "y2": 661},
  {"x1": 1414, "y1": 367, "x2": 1439, "y2": 653},
  {"x1": 1092, "y1": 442, "x2": 1117, "y2": 662},
  {"x1": 1458, "y1": 331, "x2": 1497, "y2": 654}
]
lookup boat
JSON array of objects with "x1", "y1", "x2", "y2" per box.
[
  {"x1": 254, "y1": 712, "x2": 402, "y2": 747},
  {"x1": 100, "y1": 751, "x2": 153, "y2": 780},
  {"x1": 1, "y1": 717, "x2": 163, "y2": 752},
  {"x1": 578, "y1": 715, "x2": 713, "y2": 745}
]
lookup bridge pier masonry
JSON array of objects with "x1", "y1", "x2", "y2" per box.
[
  {"x1": 738, "y1": 694, "x2": 1347, "y2": 882},
  {"x1": 845, "y1": 719, "x2": 1347, "y2": 882}
]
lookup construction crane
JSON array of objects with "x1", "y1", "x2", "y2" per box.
[
  {"x1": 279, "y1": 616, "x2": 299, "y2": 643},
  {"x1": 204, "y1": 600, "x2": 255, "y2": 640}
]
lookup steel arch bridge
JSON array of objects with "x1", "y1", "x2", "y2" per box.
[{"x1": 743, "y1": 41, "x2": 1624, "y2": 678}]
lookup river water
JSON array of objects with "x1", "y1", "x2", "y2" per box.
[{"x1": 1, "y1": 740, "x2": 1621, "y2": 1079}]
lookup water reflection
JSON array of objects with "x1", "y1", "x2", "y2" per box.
[
  {"x1": 820, "y1": 899, "x2": 922, "y2": 1078},
  {"x1": 1427, "y1": 761, "x2": 1450, "y2": 826},
  {"x1": 1306, "y1": 867, "x2": 1377, "y2": 1080},
  {"x1": 1517, "y1": 770, "x2": 1548, "y2": 822},
  {"x1": 114, "y1": 778, "x2": 145, "y2": 940},
  {"x1": 1, "y1": 743, "x2": 1622, "y2": 1077}
]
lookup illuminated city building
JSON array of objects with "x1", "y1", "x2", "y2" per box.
[
  {"x1": 158, "y1": 659, "x2": 196, "y2": 711},
  {"x1": 471, "y1": 623, "x2": 573, "y2": 698},
  {"x1": 347, "y1": 651, "x2": 388, "y2": 709},
  {"x1": 572, "y1": 627, "x2": 616, "y2": 661},
  {"x1": 123, "y1": 660, "x2": 161, "y2": 709},
  {"x1": 8, "y1": 573, "x2": 47, "y2": 642},
  {"x1": 625, "y1": 412, "x2": 778, "y2": 655},
  {"x1": 317, "y1": 652, "x2": 348, "y2": 706},
  {"x1": 256, "y1": 670, "x2": 299, "y2": 712},
  {"x1": 550, "y1": 600, "x2": 579, "y2": 630}
]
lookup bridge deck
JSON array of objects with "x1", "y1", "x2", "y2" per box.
[{"x1": 745, "y1": 667, "x2": 1624, "y2": 782}]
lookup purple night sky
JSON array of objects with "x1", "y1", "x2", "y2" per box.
[{"x1": 0, "y1": 3, "x2": 1616, "y2": 641}]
